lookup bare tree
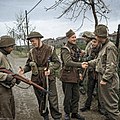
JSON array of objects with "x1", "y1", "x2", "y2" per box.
[
  {"x1": 46, "y1": 0, "x2": 110, "y2": 29},
  {"x1": 6, "y1": 11, "x2": 35, "y2": 48}
]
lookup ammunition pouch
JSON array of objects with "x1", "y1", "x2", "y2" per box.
[
  {"x1": 63, "y1": 66, "x2": 72, "y2": 72},
  {"x1": 29, "y1": 62, "x2": 39, "y2": 75},
  {"x1": 60, "y1": 66, "x2": 79, "y2": 83}
]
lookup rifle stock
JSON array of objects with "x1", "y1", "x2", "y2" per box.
[{"x1": 0, "y1": 67, "x2": 51, "y2": 94}]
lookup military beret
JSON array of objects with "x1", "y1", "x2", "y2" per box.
[{"x1": 66, "y1": 29, "x2": 75, "y2": 38}]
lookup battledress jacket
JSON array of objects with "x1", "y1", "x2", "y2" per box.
[
  {"x1": 24, "y1": 43, "x2": 61, "y2": 86},
  {"x1": 88, "y1": 39, "x2": 119, "y2": 83},
  {"x1": 60, "y1": 42, "x2": 83, "y2": 83},
  {"x1": 0, "y1": 50, "x2": 15, "y2": 120},
  {"x1": 0, "y1": 51, "x2": 12, "y2": 82}
]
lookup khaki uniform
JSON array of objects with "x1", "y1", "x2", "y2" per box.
[
  {"x1": 60, "y1": 42, "x2": 82, "y2": 114},
  {"x1": 81, "y1": 41, "x2": 102, "y2": 110},
  {"x1": 0, "y1": 50, "x2": 15, "y2": 120},
  {"x1": 24, "y1": 43, "x2": 62, "y2": 119},
  {"x1": 88, "y1": 39, "x2": 120, "y2": 120}
]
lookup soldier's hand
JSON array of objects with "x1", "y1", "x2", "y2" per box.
[
  {"x1": 80, "y1": 50, "x2": 85, "y2": 57},
  {"x1": 5, "y1": 74, "x2": 16, "y2": 86},
  {"x1": 81, "y1": 62, "x2": 88, "y2": 69},
  {"x1": 79, "y1": 73, "x2": 83, "y2": 80},
  {"x1": 6, "y1": 74, "x2": 14, "y2": 82},
  {"x1": 18, "y1": 66, "x2": 24, "y2": 76},
  {"x1": 100, "y1": 80, "x2": 107, "y2": 85},
  {"x1": 44, "y1": 68, "x2": 50, "y2": 76}
]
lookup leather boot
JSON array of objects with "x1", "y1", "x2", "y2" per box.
[
  {"x1": 64, "y1": 113, "x2": 70, "y2": 120},
  {"x1": 80, "y1": 107, "x2": 90, "y2": 112},
  {"x1": 43, "y1": 115, "x2": 49, "y2": 120},
  {"x1": 71, "y1": 113, "x2": 85, "y2": 120}
]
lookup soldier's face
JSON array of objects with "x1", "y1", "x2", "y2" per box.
[
  {"x1": 91, "y1": 39, "x2": 99, "y2": 48},
  {"x1": 95, "y1": 36, "x2": 106, "y2": 44},
  {"x1": 68, "y1": 34, "x2": 77, "y2": 44},
  {"x1": 30, "y1": 38, "x2": 41, "y2": 47},
  {"x1": 4, "y1": 45, "x2": 15, "y2": 54}
]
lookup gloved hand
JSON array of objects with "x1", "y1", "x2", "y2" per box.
[{"x1": 5, "y1": 74, "x2": 16, "y2": 86}]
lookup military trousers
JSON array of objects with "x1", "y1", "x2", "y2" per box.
[
  {"x1": 0, "y1": 85, "x2": 15, "y2": 120},
  {"x1": 62, "y1": 82, "x2": 79, "y2": 114},
  {"x1": 98, "y1": 73, "x2": 120, "y2": 120},
  {"x1": 33, "y1": 80, "x2": 62, "y2": 119},
  {"x1": 85, "y1": 71, "x2": 98, "y2": 108}
]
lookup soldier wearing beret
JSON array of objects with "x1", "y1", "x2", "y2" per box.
[
  {"x1": 18, "y1": 31, "x2": 62, "y2": 120},
  {"x1": 60, "y1": 29, "x2": 88, "y2": 120},
  {"x1": 0, "y1": 35, "x2": 18, "y2": 120},
  {"x1": 88, "y1": 24, "x2": 120, "y2": 120}
]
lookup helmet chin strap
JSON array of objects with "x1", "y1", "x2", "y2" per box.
[
  {"x1": 37, "y1": 38, "x2": 42, "y2": 48},
  {"x1": 38, "y1": 38, "x2": 40, "y2": 48},
  {"x1": 0, "y1": 47, "x2": 10, "y2": 55}
]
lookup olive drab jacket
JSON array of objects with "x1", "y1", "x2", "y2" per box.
[
  {"x1": 60, "y1": 42, "x2": 83, "y2": 83},
  {"x1": 24, "y1": 43, "x2": 60, "y2": 86},
  {"x1": 88, "y1": 39, "x2": 119, "y2": 82},
  {"x1": 0, "y1": 50, "x2": 13, "y2": 82}
]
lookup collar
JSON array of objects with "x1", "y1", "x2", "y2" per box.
[{"x1": 0, "y1": 48, "x2": 9, "y2": 55}]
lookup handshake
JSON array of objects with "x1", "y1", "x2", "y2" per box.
[{"x1": 81, "y1": 62, "x2": 88, "y2": 69}]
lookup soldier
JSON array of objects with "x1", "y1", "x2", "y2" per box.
[
  {"x1": 60, "y1": 29, "x2": 88, "y2": 120},
  {"x1": 0, "y1": 35, "x2": 19, "y2": 120},
  {"x1": 79, "y1": 31, "x2": 96, "y2": 95},
  {"x1": 80, "y1": 34, "x2": 102, "y2": 112},
  {"x1": 81, "y1": 31, "x2": 95, "y2": 52},
  {"x1": 18, "y1": 31, "x2": 62, "y2": 120},
  {"x1": 88, "y1": 24, "x2": 120, "y2": 120}
]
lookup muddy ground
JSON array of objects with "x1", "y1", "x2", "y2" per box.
[{"x1": 8, "y1": 55, "x2": 105, "y2": 120}]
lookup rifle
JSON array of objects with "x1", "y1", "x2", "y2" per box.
[
  {"x1": 115, "y1": 24, "x2": 120, "y2": 77},
  {"x1": 115, "y1": 24, "x2": 120, "y2": 49},
  {"x1": 0, "y1": 67, "x2": 51, "y2": 94},
  {"x1": 43, "y1": 57, "x2": 50, "y2": 113}
]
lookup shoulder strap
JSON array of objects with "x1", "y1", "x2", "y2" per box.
[
  {"x1": 50, "y1": 45, "x2": 54, "y2": 54},
  {"x1": 29, "y1": 48, "x2": 35, "y2": 62},
  {"x1": 62, "y1": 45, "x2": 71, "y2": 53}
]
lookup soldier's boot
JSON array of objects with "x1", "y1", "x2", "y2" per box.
[
  {"x1": 98, "y1": 108, "x2": 108, "y2": 116},
  {"x1": 80, "y1": 106, "x2": 90, "y2": 112},
  {"x1": 43, "y1": 115, "x2": 49, "y2": 120},
  {"x1": 64, "y1": 113, "x2": 70, "y2": 120},
  {"x1": 71, "y1": 113, "x2": 85, "y2": 120}
]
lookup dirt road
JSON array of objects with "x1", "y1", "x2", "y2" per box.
[{"x1": 8, "y1": 55, "x2": 105, "y2": 120}]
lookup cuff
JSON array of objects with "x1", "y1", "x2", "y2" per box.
[{"x1": 102, "y1": 78, "x2": 108, "y2": 82}]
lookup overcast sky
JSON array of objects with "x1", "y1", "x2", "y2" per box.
[{"x1": 0, "y1": 0, "x2": 120, "y2": 39}]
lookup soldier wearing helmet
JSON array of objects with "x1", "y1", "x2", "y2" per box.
[
  {"x1": 0, "y1": 35, "x2": 15, "y2": 48},
  {"x1": 82, "y1": 31, "x2": 96, "y2": 44},
  {"x1": 88, "y1": 24, "x2": 120, "y2": 120},
  {"x1": 0, "y1": 35, "x2": 18, "y2": 120},
  {"x1": 27, "y1": 31, "x2": 44, "y2": 40},
  {"x1": 18, "y1": 31, "x2": 62, "y2": 120}
]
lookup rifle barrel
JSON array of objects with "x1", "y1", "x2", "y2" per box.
[{"x1": 0, "y1": 67, "x2": 51, "y2": 94}]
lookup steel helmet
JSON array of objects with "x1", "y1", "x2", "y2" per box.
[
  {"x1": 0, "y1": 35, "x2": 15, "y2": 48},
  {"x1": 27, "y1": 31, "x2": 44, "y2": 40},
  {"x1": 94, "y1": 24, "x2": 108, "y2": 37},
  {"x1": 82, "y1": 31, "x2": 95, "y2": 39}
]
